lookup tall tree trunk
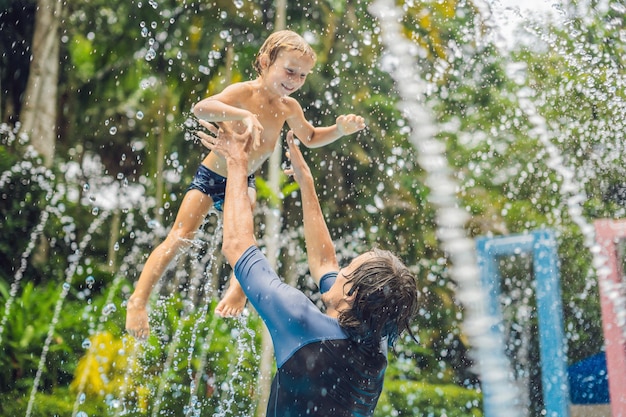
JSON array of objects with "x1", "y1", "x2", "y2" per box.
[
  {"x1": 154, "y1": 88, "x2": 167, "y2": 223},
  {"x1": 19, "y1": 0, "x2": 62, "y2": 167},
  {"x1": 255, "y1": 2, "x2": 287, "y2": 416}
]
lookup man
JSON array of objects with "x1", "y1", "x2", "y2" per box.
[{"x1": 198, "y1": 124, "x2": 419, "y2": 417}]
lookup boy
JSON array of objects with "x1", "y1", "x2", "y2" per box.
[{"x1": 126, "y1": 30, "x2": 365, "y2": 340}]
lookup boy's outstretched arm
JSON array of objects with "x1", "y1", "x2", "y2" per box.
[{"x1": 286, "y1": 99, "x2": 365, "y2": 148}]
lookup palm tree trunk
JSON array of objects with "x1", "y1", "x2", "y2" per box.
[{"x1": 19, "y1": 0, "x2": 62, "y2": 167}]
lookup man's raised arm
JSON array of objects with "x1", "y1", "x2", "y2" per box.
[
  {"x1": 196, "y1": 121, "x2": 256, "y2": 266},
  {"x1": 284, "y1": 131, "x2": 339, "y2": 285}
]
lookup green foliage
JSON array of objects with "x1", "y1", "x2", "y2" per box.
[
  {"x1": 0, "y1": 278, "x2": 263, "y2": 416},
  {"x1": 0, "y1": 387, "x2": 101, "y2": 417},
  {"x1": 0, "y1": 281, "x2": 76, "y2": 393},
  {"x1": 0, "y1": 128, "x2": 52, "y2": 284},
  {"x1": 65, "y1": 296, "x2": 262, "y2": 417},
  {"x1": 375, "y1": 379, "x2": 482, "y2": 417},
  {"x1": 68, "y1": 33, "x2": 96, "y2": 81},
  {"x1": 557, "y1": 228, "x2": 604, "y2": 364}
]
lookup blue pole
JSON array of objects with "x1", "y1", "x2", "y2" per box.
[
  {"x1": 476, "y1": 230, "x2": 570, "y2": 417},
  {"x1": 532, "y1": 229, "x2": 570, "y2": 417}
]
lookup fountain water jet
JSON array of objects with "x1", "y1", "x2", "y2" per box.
[
  {"x1": 369, "y1": 1, "x2": 524, "y2": 416},
  {"x1": 26, "y1": 211, "x2": 111, "y2": 417},
  {"x1": 0, "y1": 143, "x2": 59, "y2": 346},
  {"x1": 0, "y1": 171, "x2": 54, "y2": 347},
  {"x1": 517, "y1": 93, "x2": 626, "y2": 343}
]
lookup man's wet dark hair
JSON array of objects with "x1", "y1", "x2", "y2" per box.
[{"x1": 337, "y1": 248, "x2": 419, "y2": 347}]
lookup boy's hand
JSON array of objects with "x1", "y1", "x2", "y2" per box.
[{"x1": 336, "y1": 114, "x2": 366, "y2": 136}]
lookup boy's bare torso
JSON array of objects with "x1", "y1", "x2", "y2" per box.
[{"x1": 201, "y1": 80, "x2": 298, "y2": 177}]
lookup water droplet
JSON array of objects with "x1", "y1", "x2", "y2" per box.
[
  {"x1": 234, "y1": 0, "x2": 244, "y2": 8},
  {"x1": 86, "y1": 275, "x2": 95, "y2": 288},
  {"x1": 145, "y1": 48, "x2": 157, "y2": 61},
  {"x1": 82, "y1": 339, "x2": 91, "y2": 349},
  {"x1": 83, "y1": 183, "x2": 90, "y2": 191},
  {"x1": 109, "y1": 126, "x2": 117, "y2": 135},
  {"x1": 102, "y1": 303, "x2": 117, "y2": 316},
  {"x1": 79, "y1": 393, "x2": 86, "y2": 404},
  {"x1": 63, "y1": 282, "x2": 71, "y2": 290},
  {"x1": 136, "y1": 111, "x2": 144, "y2": 120}
]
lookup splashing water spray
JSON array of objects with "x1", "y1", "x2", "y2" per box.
[
  {"x1": 513, "y1": 0, "x2": 626, "y2": 342},
  {"x1": 26, "y1": 211, "x2": 112, "y2": 417},
  {"x1": 517, "y1": 93, "x2": 626, "y2": 342},
  {"x1": 369, "y1": 2, "x2": 524, "y2": 416},
  {"x1": 0, "y1": 162, "x2": 55, "y2": 347}
]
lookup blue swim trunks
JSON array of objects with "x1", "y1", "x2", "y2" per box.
[{"x1": 187, "y1": 164, "x2": 256, "y2": 212}]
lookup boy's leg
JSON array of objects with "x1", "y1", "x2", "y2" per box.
[
  {"x1": 126, "y1": 190, "x2": 213, "y2": 340},
  {"x1": 214, "y1": 184, "x2": 256, "y2": 317}
]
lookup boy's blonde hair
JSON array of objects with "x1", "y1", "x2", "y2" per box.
[{"x1": 253, "y1": 30, "x2": 316, "y2": 75}]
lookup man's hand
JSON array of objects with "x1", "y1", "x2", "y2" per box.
[
  {"x1": 284, "y1": 131, "x2": 313, "y2": 185},
  {"x1": 336, "y1": 114, "x2": 366, "y2": 136},
  {"x1": 196, "y1": 119, "x2": 254, "y2": 162},
  {"x1": 242, "y1": 113, "x2": 263, "y2": 150}
]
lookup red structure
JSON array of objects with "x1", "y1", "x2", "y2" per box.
[{"x1": 594, "y1": 219, "x2": 626, "y2": 417}]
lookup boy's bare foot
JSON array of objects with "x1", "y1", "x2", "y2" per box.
[
  {"x1": 215, "y1": 277, "x2": 247, "y2": 317},
  {"x1": 126, "y1": 297, "x2": 150, "y2": 341}
]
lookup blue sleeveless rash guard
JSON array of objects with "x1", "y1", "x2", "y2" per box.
[{"x1": 234, "y1": 245, "x2": 388, "y2": 417}]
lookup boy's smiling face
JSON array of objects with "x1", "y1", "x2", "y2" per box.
[{"x1": 261, "y1": 50, "x2": 315, "y2": 97}]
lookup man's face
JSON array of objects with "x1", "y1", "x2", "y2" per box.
[{"x1": 321, "y1": 252, "x2": 374, "y2": 314}]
